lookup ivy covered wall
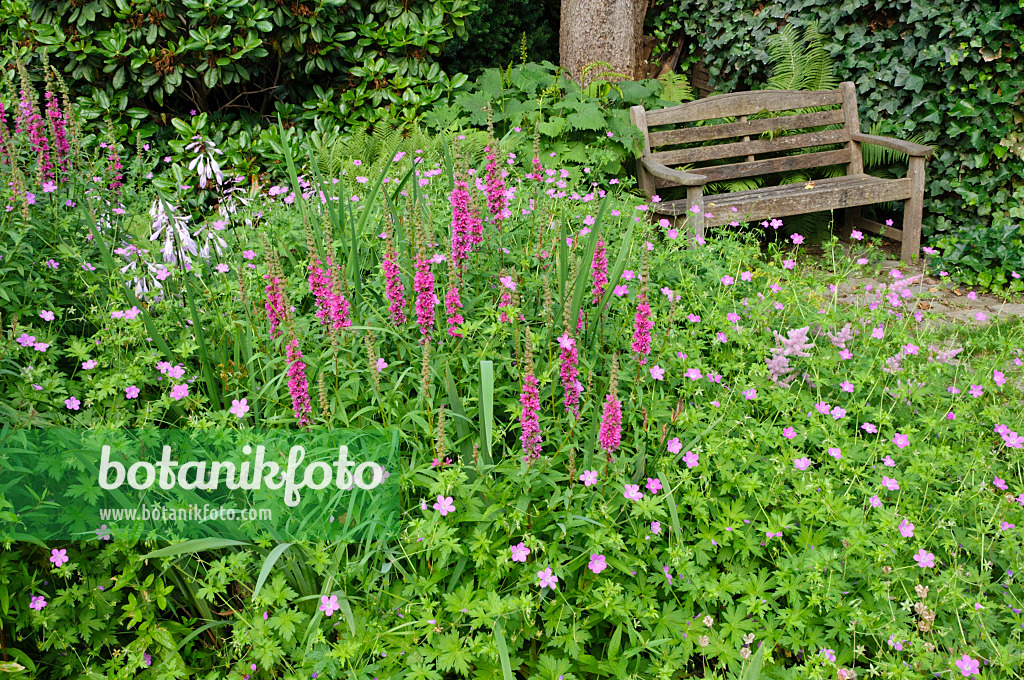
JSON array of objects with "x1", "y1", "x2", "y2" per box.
[{"x1": 646, "y1": 0, "x2": 1024, "y2": 239}]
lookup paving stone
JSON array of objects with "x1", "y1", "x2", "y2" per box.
[
  {"x1": 990, "y1": 303, "x2": 1024, "y2": 317},
  {"x1": 947, "y1": 309, "x2": 991, "y2": 324}
]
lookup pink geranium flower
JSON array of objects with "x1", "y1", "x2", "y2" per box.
[
  {"x1": 433, "y1": 495, "x2": 455, "y2": 516},
  {"x1": 510, "y1": 542, "x2": 530, "y2": 562}
]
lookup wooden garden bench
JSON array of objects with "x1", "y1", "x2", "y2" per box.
[{"x1": 629, "y1": 82, "x2": 933, "y2": 262}]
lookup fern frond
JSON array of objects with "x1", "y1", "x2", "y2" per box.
[
  {"x1": 765, "y1": 24, "x2": 802, "y2": 91},
  {"x1": 658, "y1": 72, "x2": 695, "y2": 103}
]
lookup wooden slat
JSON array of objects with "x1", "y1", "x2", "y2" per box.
[
  {"x1": 653, "y1": 149, "x2": 852, "y2": 186},
  {"x1": 646, "y1": 88, "x2": 845, "y2": 126},
  {"x1": 650, "y1": 128, "x2": 850, "y2": 166},
  {"x1": 650, "y1": 176, "x2": 912, "y2": 226},
  {"x1": 648, "y1": 108, "x2": 845, "y2": 147},
  {"x1": 854, "y1": 216, "x2": 904, "y2": 242}
]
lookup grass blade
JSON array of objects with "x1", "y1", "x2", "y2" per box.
[
  {"x1": 143, "y1": 538, "x2": 250, "y2": 559},
  {"x1": 494, "y1": 620, "x2": 515, "y2": 680},
  {"x1": 479, "y1": 360, "x2": 494, "y2": 465},
  {"x1": 252, "y1": 542, "x2": 294, "y2": 601}
]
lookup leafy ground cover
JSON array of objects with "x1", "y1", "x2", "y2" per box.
[{"x1": 1, "y1": 62, "x2": 1024, "y2": 680}]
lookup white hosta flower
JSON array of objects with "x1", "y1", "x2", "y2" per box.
[
  {"x1": 185, "y1": 136, "x2": 225, "y2": 189},
  {"x1": 149, "y1": 199, "x2": 197, "y2": 266}
]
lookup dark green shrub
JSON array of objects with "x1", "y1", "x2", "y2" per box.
[
  {"x1": 3, "y1": 0, "x2": 478, "y2": 139},
  {"x1": 437, "y1": 0, "x2": 559, "y2": 74}
]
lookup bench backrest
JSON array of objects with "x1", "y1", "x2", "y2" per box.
[{"x1": 631, "y1": 82, "x2": 863, "y2": 188}]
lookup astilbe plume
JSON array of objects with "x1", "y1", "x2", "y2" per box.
[
  {"x1": 591, "y1": 240, "x2": 609, "y2": 304},
  {"x1": 483, "y1": 146, "x2": 508, "y2": 231},
  {"x1": 766, "y1": 326, "x2": 813, "y2": 385},
  {"x1": 445, "y1": 285, "x2": 464, "y2": 337},
  {"x1": 558, "y1": 332, "x2": 582, "y2": 417},
  {"x1": 519, "y1": 342, "x2": 543, "y2": 463},
  {"x1": 631, "y1": 290, "x2": 653, "y2": 364},
  {"x1": 413, "y1": 253, "x2": 435, "y2": 339},
  {"x1": 381, "y1": 234, "x2": 407, "y2": 324},
  {"x1": 285, "y1": 338, "x2": 312, "y2": 426},
  {"x1": 598, "y1": 359, "x2": 622, "y2": 459}
]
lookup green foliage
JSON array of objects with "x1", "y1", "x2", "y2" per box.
[
  {"x1": 646, "y1": 0, "x2": 1024, "y2": 245},
  {"x1": 930, "y1": 210, "x2": 1024, "y2": 294},
  {"x1": 4, "y1": 72, "x2": 1024, "y2": 679},
  {"x1": 764, "y1": 22, "x2": 837, "y2": 92},
  {"x1": 437, "y1": 0, "x2": 559, "y2": 74},
  {"x1": 2, "y1": 0, "x2": 478, "y2": 140},
  {"x1": 423, "y1": 60, "x2": 685, "y2": 174}
]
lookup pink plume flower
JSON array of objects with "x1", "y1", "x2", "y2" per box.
[
  {"x1": 591, "y1": 240, "x2": 609, "y2": 304},
  {"x1": 413, "y1": 255, "x2": 435, "y2": 338},
  {"x1": 520, "y1": 370, "x2": 543, "y2": 463},
  {"x1": 263, "y1": 275, "x2": 287, "y2": 339},
  {"x1": 445, "y1": 285, "x2": 464, "y2": 338},
  {"x1": 381, "y1": 238, "x2": 407, "y2": 324},
  {"x1": 285, "y1": 338, "x2": 312, "y2": 426},
  {"x1": 558, "y1": 333, "x2": 583, "y2": 417},
  {"x1": 631, "y1": 291, "x2": 653, "y2": 364},
  {"x1": 598, "y1": 390, "x2": 622, "y2": 455}
]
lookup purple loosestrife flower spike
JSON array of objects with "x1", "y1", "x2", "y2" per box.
[
  {"x1": 445, "y1": 285, "x2": 464, "y2": 338},
  {"x1": 591, "y1": 240, "x2": 609, "y2": 304},
  {"x1": 285, "y1": 338, "x2": 312, "y2": 427},
  {"x1": 413, "y1": 253, "x2": 435, "y2": 339},
  {"x1": 519, "y1": 366, "x2": 543, "y2": 463},
  {"x1": 631, "y1": 290, "x2": 653, "y2": 365},
  {"x1": 381, "y1": 235, "x2": 407, "y2": 325},
  {"x1": 598, "y1": 359, "x2": 622, "y2": 458},
  {"x1": 558, "y1": 332, "x2": 582, "y2": 417},
  {"x1": 484, "y1": 146, "x2": 508, "y2": 231},
  {"x1": 264, "y1": 275, "x2": 287, "y2": 339},
  {"x1": 449, "y1": 177, "x2": 481, "y2": 271}
]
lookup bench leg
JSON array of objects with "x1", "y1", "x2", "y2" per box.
[
  {"x1": 840, "y1": 206, "x2": 860, "y2": 240},
  {"x1": 901, "y1": 156, "x2": 925, "y2": 264},
  {"x1": 686, "y1": 186, "x2": 705, "y2": 246}
]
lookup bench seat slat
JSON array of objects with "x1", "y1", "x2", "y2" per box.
[
  {"x1": 651, "y1": 175, "x2": 912, "y2": 225},
  {"x1": 652, "y1": 149, "x2": 852, "y2": 185},
  {"x1": 645, "y1": 90, "x2": 844, "y2": 126},
  {"x1": 648, "y1": 109, "x2": 845, "y2": 147},
  {"x1": 650, "y1": 128, "x2": 850, "y2": 166}
]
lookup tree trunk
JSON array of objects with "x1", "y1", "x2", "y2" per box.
[{"x1": 559, "y1": 0, "x2": 647, "y2": 86}]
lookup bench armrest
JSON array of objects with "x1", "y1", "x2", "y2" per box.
[
  {"x1": 850, "y1": 133, "x2": 933, "y2": 158},
  {"x1": 640, "y1": 158, "x2": 708, "y2": 187}
]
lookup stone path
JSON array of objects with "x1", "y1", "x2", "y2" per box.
[{"x1": 825, "y1": 258, "x2": 1024, "y2": 332}]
